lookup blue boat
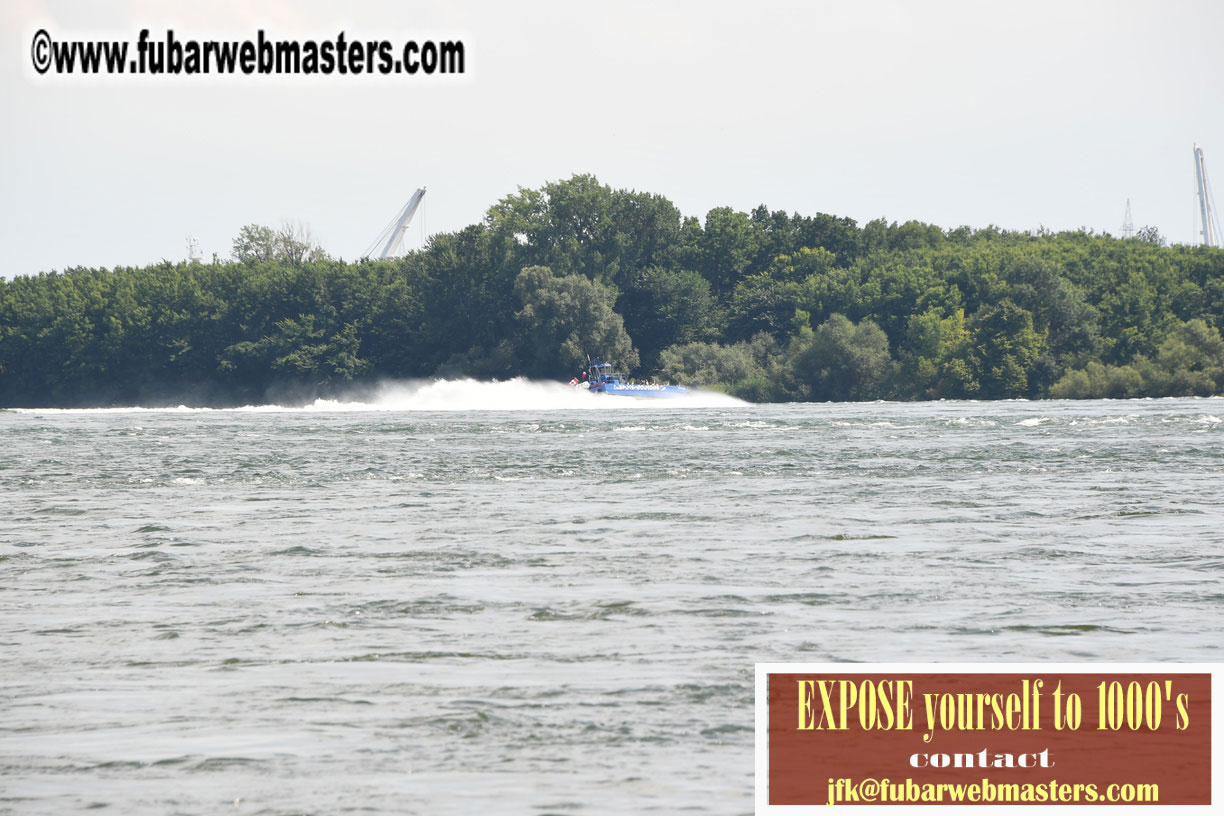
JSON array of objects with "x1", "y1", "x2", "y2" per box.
[{"x1": 572, "y1": 360, "x2": 689, "y2": 399}]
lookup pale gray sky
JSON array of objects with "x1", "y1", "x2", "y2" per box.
[{"x1": 3, "y1": 0, "x2": 1222, "y2": 277}]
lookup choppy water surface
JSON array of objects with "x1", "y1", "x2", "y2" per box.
[{"x1": 2, "y1": 382, "x2": 1222, "y2": 814}]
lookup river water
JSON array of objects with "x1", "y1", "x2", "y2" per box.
[{"x1": 2, "y1": 381, "x2": 1221, "y2": 814}]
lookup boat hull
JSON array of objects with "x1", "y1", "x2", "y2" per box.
[{"x1": 588, "y1": 383, "x2": 689, "y2": 398}]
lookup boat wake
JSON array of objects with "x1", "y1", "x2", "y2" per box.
[
  {"x1": 283, "y1": 378, "x2": 748, "y2": 412},
  {"x1": 9, "y1": 378, "x2": 749, "y2": 413}
]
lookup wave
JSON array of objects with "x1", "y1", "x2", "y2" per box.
[{"x1": 8, "y1": 378, "x2": 748, "y2": 413}]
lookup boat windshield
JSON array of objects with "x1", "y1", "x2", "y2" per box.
[{"x1": 588, "y1": 362, "x2": 618, "y2": 381}]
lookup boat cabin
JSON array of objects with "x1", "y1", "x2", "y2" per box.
[{"x1": 587, "y1": 361, "x2": 626, "y2": 386}]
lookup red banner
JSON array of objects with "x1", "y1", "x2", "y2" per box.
[{"x1": 760, "y1": 668, "x2": 1213, "y2": 807}]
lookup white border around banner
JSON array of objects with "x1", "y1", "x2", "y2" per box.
[{"x1": 755, "y1": 663, "x2": 1222, "y2": 815}]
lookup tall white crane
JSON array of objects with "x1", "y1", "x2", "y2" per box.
[
  {"x1": 1193, "y1": 145, "x2": 1219, "y2": 248},
  {"x1": 364, "y1": 187, "x2": 427, "y2": 259}
]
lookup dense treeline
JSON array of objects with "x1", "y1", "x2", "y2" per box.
[{"x1": 2, "y1": 174, "x2": 1223, "y2": 406}]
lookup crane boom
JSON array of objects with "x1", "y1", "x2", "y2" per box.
[
  {"x1": 379, "y1": 187, "x2": 427, "y2": 258},
  {"x1": 1194, "y1": 146, "x2": 1218, "y2": 248}
]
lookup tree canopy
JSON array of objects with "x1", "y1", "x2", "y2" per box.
[{"x1": 2, "y1": 174, "x2": 1222, "y2": 406}]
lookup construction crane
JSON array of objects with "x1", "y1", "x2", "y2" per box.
[
  {"x1": 364, "y1": 187, "x2": 427, "y2": 259},
  {"x1": 1193, "y1": 145, "x2": 1219, "y2": 248},
  {"x1": 1120, "y1": 199, "x2": 1134, "y2": 238}
]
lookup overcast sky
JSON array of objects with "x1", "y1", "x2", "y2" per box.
[{"x1": 3, "y1": 0, "x2": 1222, "y2": 277}]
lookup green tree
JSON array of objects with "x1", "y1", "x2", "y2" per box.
[
  {"x1": 899, "y1": 307, "x2": 976, "y2": 398},
  {"x1": 513, "y1": 265, "x2": 637, "y2": 377},
  {"x1": 1147, "y1": 318, "x2": 1224, "y2": 395},
  {"x1": 698, "y1": 207, "x2": 759, "y2": 297},
  {"x1": 219, "y1": 314, "x2": 368, "y2": 392},
  {"x1": 486, "y1": 175, "x2": 683, "y2": 290},
  {"x1": 618, "y1": 265, "x2": 719, "y2": 368},
  {"x1": 6, "y1": 175, "x2": 1224, "y2": 408},
  {"x1": 232, "y1": 224, "x2": 278, "y2": 263},
  {"x1": 232, "y1": 222, "x2": 329, "y2": 266},
  {"x1": 789, "y1": 314, "x2": 894, "y2": 400},
  {"x1": 1002, "y1": 258, "x2": 1100, "y2": 358},
  {"x1": 657, "y1": 333, "x2": 783, "y2": 401},
  {"x1": 968, "y1": 300, "x2": 1046, "y2": 398}
]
